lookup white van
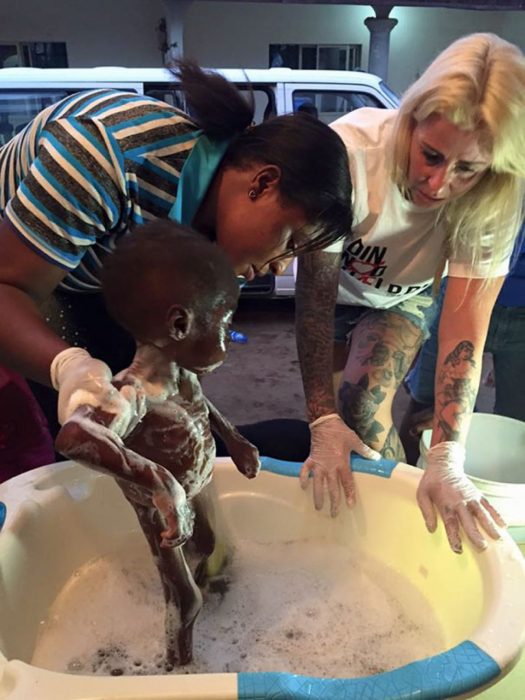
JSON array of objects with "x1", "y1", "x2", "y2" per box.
[{"x1": 0, "y1": 66, "x2": 399, "y2": 296}]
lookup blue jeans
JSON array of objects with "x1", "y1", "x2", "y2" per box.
[{"x1": 406, "y1": 280, "x2": 525, "y2": 421}]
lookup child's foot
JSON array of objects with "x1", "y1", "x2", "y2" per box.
[{"x1": 206, "y1": 573, "x2": 231, "y2": 597}]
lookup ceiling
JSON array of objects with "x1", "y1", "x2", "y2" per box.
[{"x1": 211, "y1": 1, "x2": 525, "y2": 11}]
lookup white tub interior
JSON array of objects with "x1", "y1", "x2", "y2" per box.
[{"x1": 0, "y1": 458, "x2": 524, "y2": 699}]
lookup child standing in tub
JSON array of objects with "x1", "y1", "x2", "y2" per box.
[{"x1": 55, "y1": 221, "x2": 260, "y2": 668}]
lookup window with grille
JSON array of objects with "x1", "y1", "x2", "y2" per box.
[
  {"x1": 269, "y1": 44, "x2": 362, "y2": 71},
  {"x1": 0, "y1": 42, "x2": 68, "y2": 68}
]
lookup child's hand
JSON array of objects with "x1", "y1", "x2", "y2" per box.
[
  {"x1": 153, "y1": 476, "x2": 195, "y2": 548},
  {"x1": 228, "y1": 434, "x2": 261, "y2": 479},
  {"x1": 204, "y1": 398, "x2": 260, "y2": 478}
]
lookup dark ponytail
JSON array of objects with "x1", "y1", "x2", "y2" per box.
[
  {"x1": 171, "y1": 60, "x2": 352, "y2": 251},
  {"x1": 169, "y1": 59, "x2": 254, "y2": 139}
]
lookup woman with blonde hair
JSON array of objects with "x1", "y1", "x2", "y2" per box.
[{"x1": 296, "y1": 33, "x2": 525, "y2": 554}]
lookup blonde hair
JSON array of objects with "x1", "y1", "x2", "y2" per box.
[{"x1": 391, "y1": 33, "x2": 525, "y2": 275}]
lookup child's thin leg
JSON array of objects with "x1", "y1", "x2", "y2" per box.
[
  {"x1": 190, "y1": 492, "x2": 216, "y2": 584},
  {"x1": 121, "y1": 491, "x2": 202, "y2": 666},
  {"x1": 158, "y1": 543, "x2": 202, "y2": 667},
  {"x1": 191, "y1": 491, "x2": 216, "y2": 557}
]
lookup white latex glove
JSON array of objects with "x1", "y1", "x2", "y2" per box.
[
  {"x1": 416, "y1": 441, "x2": 505, "y2": 554},
  {"x1": 299, "y1": 413, "x2": 381, "y2": 517},
  {"x1": 50, "y1": 347, "x2": 146, "y2": 437}
]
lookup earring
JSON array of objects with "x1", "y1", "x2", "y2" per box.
[{"x1": 248, "y1": 189, "x2": 257, "y2": 200}]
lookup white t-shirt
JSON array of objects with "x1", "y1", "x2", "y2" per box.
[{"x1": 330, "y1": 108, "x2": 510, "y2": 308}]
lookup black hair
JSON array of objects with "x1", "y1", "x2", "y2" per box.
[
  {"x1": 102, "y1": 221, "x2": 239, "y2": 340},
  {"x1": 170, "y1": 59, "x2": 353, "y2": 253}
]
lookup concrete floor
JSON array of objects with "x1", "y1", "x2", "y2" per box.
[{"x1": 202, "y1": 299, "x2": 308, "y2": 425}]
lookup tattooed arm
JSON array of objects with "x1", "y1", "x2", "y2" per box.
[
  {"x1": 417, "y1": 276, "x2": 506, "y2": 553},
  {"x1": 295, "y1": 251, "x2": 380, "y2": 516},
  {"x1": 432, "y1": 276, "x2": 503, "y2": 445},
  {"x1": 295, "y1": 250, "x2": 341, "y2": 421}
]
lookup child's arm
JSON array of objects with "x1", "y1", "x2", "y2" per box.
[
  {"x1": 204, "y1": 398, "x2": 260, "y2": 478},
  {"x1": 55, "y1": 405, "x2": 193, "y2": 547}
]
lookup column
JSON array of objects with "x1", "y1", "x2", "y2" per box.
[
  {"x1": 364, "y1": 15, "x2": 398, "y2": 82},
  {"x1": 162, "y1": 0, "x2": 193, "y2": 63}
]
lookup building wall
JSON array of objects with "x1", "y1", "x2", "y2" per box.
[
  {"x1": 0, "y1": 1, "x2": 524, "y2": 93},
  {"x1": 0, "y1": 0, "x2": 165, "y2": 67},
  {"x1": 387, "y1": 6, "x2": 509, "y2": 91},
  {"x1": 184, "y1": 2, "x2": 525, "y2": 93}
]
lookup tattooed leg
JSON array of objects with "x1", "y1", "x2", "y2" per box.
[
  {"x1": 338, "y1": 311, "x2": 424, "y2": 460},
  {"x1": 332, "y1": 341, "x2": 349, "y2": 399},
  {"x1": 382, "y1": 424, "x2": 407, "y2": 461},
  {"x1": 398, "y1": 399, "x2": 435, "y2": 466}
]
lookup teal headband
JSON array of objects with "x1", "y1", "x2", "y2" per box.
[{"x1": 169, "y1": 132, "x2": 232, "y2": 226}]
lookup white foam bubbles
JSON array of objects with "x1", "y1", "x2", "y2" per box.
[{"x1": 31, "y1": 538, "x2": 445, "y2": 678}]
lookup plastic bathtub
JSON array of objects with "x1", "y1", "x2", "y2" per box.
[{"x1": 0, "y1": 455, "x2": 524, "y2": 700}]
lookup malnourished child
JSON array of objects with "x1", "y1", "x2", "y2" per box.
[{"x1": 56, "y1": 221, "x2": 260, "y2": 667}]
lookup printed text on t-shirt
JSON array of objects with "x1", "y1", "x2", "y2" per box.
[{"x1": 342, "y1": 239, "x2": 425, "y2": 295}]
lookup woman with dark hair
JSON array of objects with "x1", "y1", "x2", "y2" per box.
[{"x1": 0, "y1": 59, "x2": 354, "y2": 442}]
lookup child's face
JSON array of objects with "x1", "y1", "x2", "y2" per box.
[{"x1": 172, "y1": 299, "x2": 236, "y2": 374}]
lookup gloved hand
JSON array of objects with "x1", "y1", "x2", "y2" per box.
[
  {"x1": 416, "y1": 441, "x2": 505, "y2": 553},
  {"x1": 299, "y1": 413, "x2": 381, "y2": 517},
  {"x1": 50, "y1": 347, "x2": 146, "y2": 437}
]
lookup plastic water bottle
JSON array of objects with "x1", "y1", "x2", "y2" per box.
[{"x1": 228, "y1": 330, "x2": 248, "y2": 344}]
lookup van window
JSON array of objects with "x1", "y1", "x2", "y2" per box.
[
  {"x1": 292, "y1": 89, "x2": 383, "y2": 124},
  {"x1": 143, "y1": 84, "x2": 186, "y2": 111},
  {"x1": 0, "y1": 89, "x2": 68, "y2": 142},
  {"x1": 144, "y1": 82, "x2": 276, "y2": 124},
  {"x1": 379, "y1": 80, "x2": 399, "y2": 106}
]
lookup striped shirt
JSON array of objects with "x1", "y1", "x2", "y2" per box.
[{"x1": 0, "y1": 89, "x2": 200, "y2": 292}]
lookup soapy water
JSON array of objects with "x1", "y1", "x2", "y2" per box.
[{"x1": 31, "y1": 539, "x2": 445, "y2": 678}]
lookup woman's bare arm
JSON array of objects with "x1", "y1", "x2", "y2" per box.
[{"x1": 0, "y1": 220, "x2": 68, "y2": 384}]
